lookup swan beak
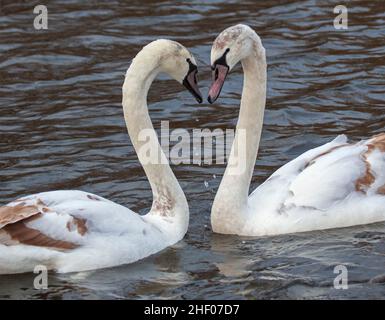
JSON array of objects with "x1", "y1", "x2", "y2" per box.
[
  {"x1": 183, "y1": 69, "x2": 203, "y2": 103},
  {"x1": 207, "y1": 64, "x2": 229, "y2": 104}
]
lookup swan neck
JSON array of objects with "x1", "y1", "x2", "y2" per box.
[
  {"x1": 122, "y1": 53, "x2": 188, "y2": 223},
  {"x1": 212, "y1": 49, "x2": 266, "y2": 227}
]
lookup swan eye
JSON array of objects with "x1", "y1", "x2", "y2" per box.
[
  {"x1": 225, "y1": 48, "x2": 230, "y2": 53},
  {"x1": 186, "y1": 58, "x2": 191, "y2": 63}
]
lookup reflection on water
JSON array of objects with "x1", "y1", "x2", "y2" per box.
[{"x1": 1, "y1": 0, "x2": 385, "y2": 299}]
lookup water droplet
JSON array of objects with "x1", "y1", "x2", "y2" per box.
[{"x1": 204, "y1": 181, "x2": 209, "y2": 188}]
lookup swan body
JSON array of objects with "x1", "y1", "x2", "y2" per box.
[
  {"x1": 242, "y1": 134, "x2": 385, "y2": 236},
  {"x1": 0, "y1": 191, "x2": 182, "y2": 274},
  {"x1": 208, "y1": 25, "x2": 385, "y2": 236},
  {"x1": 0, "y1": 39, "x2": 202, "y2": 274}
]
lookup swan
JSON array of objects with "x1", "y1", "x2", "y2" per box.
[
  {"x1": 0, "y1": 39, "x2": 202, "y2": 274},
  {"x1": 208, "y1": 24, "x2": 385, "y2": 236}
]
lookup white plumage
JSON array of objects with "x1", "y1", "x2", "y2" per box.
[{"x1": 246, "y1": 135, "x2": 385, "y2": 236}]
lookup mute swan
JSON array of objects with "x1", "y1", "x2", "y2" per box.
[
  {"x1": 208, "y1": 24, "x2": 385, "y2": 236},
  {"x1": 0, "y1": 39, "x2": 202, "y2": 274}
]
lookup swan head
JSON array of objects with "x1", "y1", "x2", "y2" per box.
[
  {"x1": 150, "y1": 39, "x2": 203, "y2": 103},
  {"x1": 207, "y1": 24, "x2": 265, "y2": 104}
]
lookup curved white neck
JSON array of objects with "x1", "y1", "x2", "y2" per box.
[
  {"x1": 122, "y1": 53, "x2": 188, "y2": 223},
  {"x1": 212, "y1": 48, "x2": 266, "y2": 229}
]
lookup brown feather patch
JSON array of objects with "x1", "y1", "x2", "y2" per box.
[
  {"x1": 73, "y1": 218, "x2": 87, "y2": 236},
  {"x1": 355, "y1": 134, "x2": 385, "y2": 193},
  {"x1": 370, "y1": 133, "x2": 385, "y2": 152},
  {"x1": 66, "y1": 217, "x2": 88, "y2": 236},
  {"x1": 0, "y1": 200, "x2": 80, "y2": 250},
  {"x1": 2, "y1": 216, "x2": 78, "y2": 250},
  {"x1": 378, "y1": 185, "x2": 385, "y2": 195},
  {"x1": 356, "y1": 145, "x2": 376, "y2": 193},
  {"x1": 0, "y1": 205, "x2": 40, "y2": 229},
  {"x1": 0, "y1": 229, "x2": 18, "y2": 245}
]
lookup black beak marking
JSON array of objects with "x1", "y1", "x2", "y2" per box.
[{"x1": 183, "y1": 58, "x2": 203, "y2": 103}]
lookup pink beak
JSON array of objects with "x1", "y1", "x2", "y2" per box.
[{"x1": 207, "y1": 64, "x2": 229, "y2": 104}]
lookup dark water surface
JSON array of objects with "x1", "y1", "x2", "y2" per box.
[{"x1": 1, "y1": 0, "x2": 385, "y2": 299}]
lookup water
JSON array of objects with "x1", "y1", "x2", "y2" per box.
[{"x1": 1, "y1": 0, "x2": 385, "y2": 299}]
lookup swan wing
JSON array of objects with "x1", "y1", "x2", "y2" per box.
[
  {"x1": 248, "y1": 134, "x2": 385, "y2": 233},
  {"x1": 0, "y1": 190, "x2": 147, "y2": 251},
  {"x1": 250, "y1": 134, "x2": 352, "y2": 210}
]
